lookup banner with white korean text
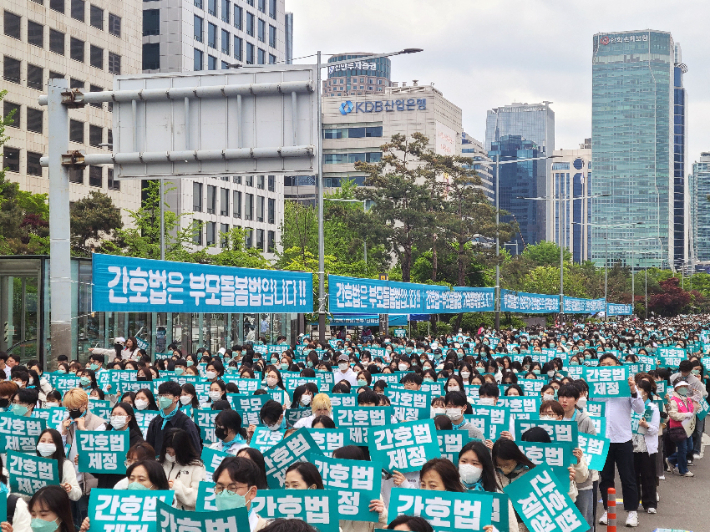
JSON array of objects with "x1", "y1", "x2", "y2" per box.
[
  {"x1": 7, "y1": 452, "x2": 60, "y2": 497},
  {"x1": 607, "y1": 303, "x2": 633, "y2": 316},
  {"x1": 156, "y1": 500, "x2": 250, "y2": 532},
  {"x1": 92, "y1": 253, "x2": 312, "y2": 313},
  {"x1": 562, "y1": 297, "x2": 606, "y2": 314},
  {"x1": 500, "y1": 290, "x2": 560, "y2": 314},
  {"x1": 88, "y1": 489, "x2": 174, "y2": 532}
]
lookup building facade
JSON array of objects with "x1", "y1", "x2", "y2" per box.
[
  {"x1": 461, "y1": 131, "x2": 493, "y2": 202},
  {"x1": 488, "y1": 135, "x2": 546, "y2": 254},
  {"x1": 690, "y1": 153, "x2": 710, "y2": 264},
  {"x1": 484, "y1": 102, "x2": 555, "y2": 240},
  {"x1": 673, "y1": 43, "x2": 689, "y2": 270},
  {"x1": 323, "y1": 53, "x2": 392, "y2": 97},
  {"x1": 551, "y1": 146, "x2": 592, "y2": 263},
  {"x1": 1, "y1": 0, "x2": 143, "y2": 223},
  {"x1": 591, "y1": 30, "x2": 680, "y2": 270}
]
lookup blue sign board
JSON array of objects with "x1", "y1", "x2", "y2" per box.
[
  {"x1": 92, "y1": 253, "x2": 313, "y2": 313},
  {"x1": 563, "y1": 297, "x2": 606, "y2": 314},
  {"x1": 501, "y1": 289, "x2": 560, "y2": 314},
  {"x1": 327, "y1": 314, "x2": 409, "y2": 326},
  {"x1": 607, "y1": 303, "x2": 633, "y2": 316},
  {"x1": 338, "y1": 98, "x2": 427, "y2": 115},
  {"x1": 452, "y1": 287, "x2": 495, "y2": 312},
  {"x1": 328, "y1": 275, "x2": 447, "y2": 314}
]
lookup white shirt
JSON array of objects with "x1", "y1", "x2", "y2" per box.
[
  {"x1": 595, "y1": 395, "x2": 645, "y2": 443},
  {"x1": 333, "y1": 368, "x2": 358, "y2": 387}
]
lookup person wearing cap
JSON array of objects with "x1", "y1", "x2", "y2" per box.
[
  {"x1": 666, "y1": 379, "x2": 698, "y2": 477},
  {"x1": 333, "y1": 354, "x2": 358, "y2": 387},
  {"x1": 89, "y1": 337, "x2": 126, "y2": 362}
]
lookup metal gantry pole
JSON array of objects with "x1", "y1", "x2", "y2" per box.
[
  {"x1": 494, "y1": 154, "x2": 500, "y2": 330},
  {"x1": 316, "y1": 51, "x2": 326, "y2": 344},
  {"x1": 47, "y1": 78, "x2": 72, "y2": 364},
  {"x1": 159, "y1": 179, "x2": 165, "y2": 260},
  {"x1": 645, "y1": 269, "x2": 648, "y2": 319}
]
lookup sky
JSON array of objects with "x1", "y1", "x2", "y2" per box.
[{"x1": 287, "y1": 0, "x2": 710, "y2": 163}]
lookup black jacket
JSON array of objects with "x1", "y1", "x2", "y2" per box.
[
  {"x1": 146, "y1": 409, "x2": 202, "y2": 457},
  {"x1": 96, "y1": 426, "x2": 146, "y2": 489}
]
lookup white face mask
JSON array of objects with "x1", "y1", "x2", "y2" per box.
[
  {"x1": 478, "y1": 397, "x2": 495, "y2": 406},
  {"x1": 448, "y1": 386, "x2": 460, "y2": 393},
  {"x1": 398, "y1": 364, "x2": 408, "y2": 372},
  {"x1": 36, "y1": 443, "x2": 57, "y2": 457},
  {"x1": 266, "y1": 377, "x2": 278, "y2": 388},
  {"x1": 431, "y1": 407, "x2": 446, "y2": 418},
  {"x1": 539, "y1": 415, "x2": 555, "y2": 421},
  {"x1": 300, "y1": 395, "x2": 312, "y2": 406},
  {"x1": 446, "y1": 408, "x2": 463, "y2": 421},
  {"x1": 111, "y1": 416, "x2": 128, "y2": 430},
  {"x1": 460, "y1": 371, "x2": 470, "y2": 379},
  {"x1": 164, "y1": 453, "x2": 176, "y2": 463},
  {"x1": 45, "y1": 402, "x2": 60, "y2": 409},
  {"x1": 542, "y1": 394, "x2": 555, "y2": 402},
  {"x1": 134, "y1": 399, "x2": 149, "y2": 411},
  {"x1": 459, "y1": 463, "x2": 483, "y2": 485},
  {"x1": 577, "y1": 396, "x2": 587, "y2": 409},
  {"x1": 209, "y1": 391, "x2": 222, "y2": 402},
  {"x1": 338, "y1": 363, "x2": 349, "y2": 371},
  {"x1": 205, "y1": 371, "x2": 217, "y2": 380},
  {"x1": 547, "y1": 370, "x2": 555, "y2": 377},
  {"x1": 180, "y1": 395, "x2": 193, "y2": 405}
]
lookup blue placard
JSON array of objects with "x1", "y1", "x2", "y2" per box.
[
  {"x1": 91, "y1": 253, "x2": 313, "y2": 313},
  {"x1": 563, "y1": 297, "x2": 606, "y2": 314},
  {"x1": 501, "y1": 289, "x2": 560, "y2": 313},
  {"x1": 607, "y1": 303, "x2": 633, "y2": 315},
  {"x1": 452, "y1": 287, "x2": 496, "y2": 312}
]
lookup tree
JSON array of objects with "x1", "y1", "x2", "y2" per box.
[
  {"x1": 521, "y1": 241, "x2": 571, "y2": 267},
  {"x1": 70, "y1": 191, "x2": 123, "y2": 255},
  {"x1": 648, "y1": 277, "x2": 692, "y2": 316}
]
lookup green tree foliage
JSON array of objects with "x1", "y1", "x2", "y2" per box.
[
  {"x1": 70, "y1": 191, "x2": 123, "y2": 255},
  {"x1": 521, "y1": 240, "x2": 572, "y2": 266}
]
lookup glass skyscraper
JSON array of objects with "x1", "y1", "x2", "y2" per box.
[
  {"x1": 591, "y1": 30, "x2": 680, "y2": 270},
  {"x1": 673, "y1": 44, "x2": 688, "y2": 270},
  {"x1": 690, "y1": 153, "x2": 710, "y2": 263}
]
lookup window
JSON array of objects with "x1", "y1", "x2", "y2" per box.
[
  {"x1": 323, "y1": 152, "x2": 382, "y2": 164},
  {"x1": 27, "y1": 152, "x2": 42, "y2": 177},
  {"x1": 268, "y1": 198, "x2": 275, "y2": 224},
  {"x1": 206, "y1": 222, "x2": 216, "y2": 245},
  {"x1": 220, "y1": 224, "x2": 229, "y2": 247},
  {"x1": 142, "y1": 43, "x2": 160, "y2": 70},
  {"x1": 257, "y1": 175, "x2": 264, "y2": 189},
  {"x1": 194, "y1": 0, "x2": 202, "y2": 9},
  {"x1": 208, "y1": 0, "x2": 217, "y2": 16},
  {"x1": 70, "y1": 77, "x2": 84, "y2": 89},
  {"x1": 245, "y1": 228, "x2": 252, "y2": 248},
  {"x1": 269, "y1": 24, "x2": 275, "y2": 47},
  {"x1": 70, "y1": 38, "x2": 85, "y2": 62},
  {"x1": 220, "y1": 188, "x2": 229, "y2": 215},
  {"x1": 108, "y1": 52, "x2": 121, "y2": 74},
  {"x1": 267, "y1": 230, "x2": 275, "y2": 253},
  {"x1": 258, "y1": 0, "x2": 265, "y2": 13},
  {"x1": 269, "y1": 0, "x2": 276, "y2": 18},
  {"x1": 221, "y1": 29, "x2": 229, "y2": 54},
  {"x1": 221, "y1": 60, "x2": 228, "y2": 70},
  {"x1": 256, "y1": 196, "x2": 264, "y2": 222},
  {"x1": 71, "y1": 0, "x2": 85, "y2": 21},
  {"x1": 194, "y1": 15, "x2": 203, "y2": 41},
  {"x1": 27, "y1": 108, "x2": 43, "y2": 133},
  {"x1": 246, "y1": 12, "x2": 254, "y2": 36},
  {"x1": 245, "y1": 193, "x2": 253, "y2": 220},
  {"x1": 3, "y1": 56, "x2": 20, "y2": 84},
  {"x1": 3, "y1": 147, "x2": 19, "y2": 173},
  {"x1": 107, "y1": 129, "x2": 112, "y2": 147},
  {"x1": 108, "y1": 168, "x2": 120, "y2": 190},
  {"x1": 143, "y1": 10, "x2": 160, "y2": 35},
  {"x1": 4, "y1": 12, "x2": 21, "y2": 40},
  {"x1": 89, "y1": 125, "x2": 102, "y2": 147},
  {"x1": 90, "y1": 45, "x2": 103, "y2": 69},
  {"x1": 90, "y1": 5, "x2": 103, "y2": 29},
  {"x1": 257, "y1": 48, "x2": 265, "y2": 64},
  {"x1": 89, "y1": 85, "x2": 103, "y2": 108},
  {"x1": 233, "y1": 190, "x2": 241, "y2": 218},
  {"x1": 49, "y1": 71, "x2": 64, "y2": 81},
  {"x1": 3, "y1": 102, "x2": 20, "y2": 128},
  {"x1": 257, "y1": 19, "x2": 265, "y2": 42},
  {"x1": 89, "y1": 166, "x2": 102, "y2": 187},
  {"x1": 245, "y1": 175, "x2": 253, "y2": 187},
  {"x1": 256, "y1": 229, "x2": 264, "y2": 251},
  {"x1": 27, "y1": 64, "x2": 43, "y2": 90},
  {"x1": 208, "y1": 23, "x2": 216, "y2": 48},
  {"x1": 234, "y1": 5, "x2": 242, "y2": 29},
  {"x1": 233, "y1": 175, "x2": 241, "y2": 184},
  {"x1": 193, "y1": 225, "x2": 203, "y2": 245},
  {"x1": 193, "y1": 182, "x2": 203, "y2": 211},
  {"x1": 268, "y1": 175, "x2": 274, "y2": 191},
  {"x1": 194, "y1": 48, "x2": 203, "y2": 70},
  {"x1": 28, "y1": 21, "x2": 44, "y2": 48},
  {"x1": 50, "y1": 0, "x2": 65, "y2": 13},
  {"x1": 50, "y1": 29, "x2": 65, "y2": 54},
  {"x1": 207, "y1": 185, "x2": 216, "y2": 213},
  {"x1": 69, "y1": 168, "x2": 84, "y2": 184},
  {"x1": 208, "y1": 55, "x2": 216, "y2": 70},
  {"x1": 109, "y1": 13, "x2": 121, "y2": 36},
  {"x1": 70, "y1": 120, "x2": 84, "y2": 143},
  {"x1": 246, "y1": 43, "x2": 254, "y2": 64},
  {"x1": 221, "y1": 0, "x2": 230, "y2": 22},
  {"x1": 269, "y1": 54, "x2": 275, "y2": 64},
  {"x1": 234, "y1": 36, "x2": 242, "y2": 60}
]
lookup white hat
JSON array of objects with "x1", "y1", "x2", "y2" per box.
[
  {"x1": 674, "y1": 380, "x2": 689, "y2": 389},
  {"x1": 218, "y1": 347, "x2": 227, "y2": 355},
  {"x1": 114, "y1": 337, "x2": 126, "y2": 345}
]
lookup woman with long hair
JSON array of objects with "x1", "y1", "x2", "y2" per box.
[
  {"x1": 159, "y1": 429, "x2": 205, "y2": 511},
  {"x1": 35, "y1": 429, "x2": 81, "y2": 501}
]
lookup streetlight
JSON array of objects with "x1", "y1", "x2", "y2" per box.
[
  {"x1": 314, "y1": 48, "x2": 423, "y2": 343},
  {"x1": 324, "y1": 198, "x2": 370, "y2": 263}
]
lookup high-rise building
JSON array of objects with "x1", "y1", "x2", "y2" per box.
[
  {"x1": 461, "y1": 132, "x2": 493, "y2": 202},
  {"x1": 485, "y1": 102, "x2": 555, "y2": 240},
  {"x1": 323, "y1": 53, "x2": 392, "y2": 98},
  {"x1": 488, "y1": 135, "x2": 546, "y2": 254},
  {"x1": 673, "y1": 43, "x2": 688, "y2": 270},
  {"x1": 1, "y1": 0, "x2": 143, "y2": 222},
  {"x1": 690, "y1": 153, "x2": 710, "y2": 265},
  {"x1": 551, "y1": 146, "x2": 592, "y2": 263},
  {"x1": 591, "y1": 30, "x2": 683, "y2": 270},
  {"x1": 141, "y1": 0, "x2": 288, "y2": 257}
]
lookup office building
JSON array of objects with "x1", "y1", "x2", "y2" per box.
[
  {"x1": 551, "y1": 146, "x2": 592, "y2": 263},
  {"x1": 591, "y1": 30, "x2": 683, "y2": 270},
  {"x1": 673, "y1": 43, "x2": 688, "y2": 270},
  {"x1": 1, "y1": 0, "x2": 143, "y2": 222},
  {"x1": 690, "y1": 153, "x2": 710, "y2": 265},
  {"x1": 488, "y1": 135, "x2": 546, "y2": 254},
  {"x1": 484, "y1": 102, "x2": 555, "y2": 239},
  {"x1": 323, "y1": 53, "x2": 392, "y2": 97},
  {"x1": 461, "y1": 131, "x2": 493, "y2": 201}
]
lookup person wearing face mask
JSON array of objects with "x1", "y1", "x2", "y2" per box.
[
  {"x1": 666, "y1": 379, "x2": 697, "y2": 478},
  {"x1": 10, "y1": 388, "x2": 37, "y2": 417},
  {"x1": 443, "y1": 392, "x2": 484, "y2": 440},
  {"x1": 43, "y1": 390, "x2": 63, "y2": 410},
  {"x1": 179, "y1": 384, "x2": 199, "y2": 419},
  {"x1": 671, "y1": 359, "x2": 707, "y2": 461},
  {"x1": 429, "y1": 397, "x2": 446, "y2": 419},
  {"x1": 94, "y1": 403, "x2": 145, "y2": 490},
  {"x1": 59, "y1": 389, "x2": 106, "y2": 530},
  {"x1": 210, "y1": 410, "x2": 248, "y2": 455},
  {"x1": 247, "y1": 401, "x2": 286, "y2": 443},
  {"x1": 204, "y1": 360, "x2": 225, "y2": 383},
  {"x1": 0, "y1": 381, "x2": 19, "y2": 413},
  {"x1": 158, "y1": 429, "x2": 206, "y2": 511},
  {"x1": 133, "y1": 389, "x2": 159, "y2": 412},
  {"x1": 201, "y1": 381, "x2": 228, "y2": 409},
  {"x1": 211, "y1": 457, "x2": 268, "y2": 532},
  {"x1": 262, "y1": 369, "x2": 291, "y2": 408},
  {"x1": 477, "y1": 383, "x2": 500, "y2": 407},
  {"x1": 24, "y1": 485, "x2": 73, "y2": 532},
  {"x1": 631, "y1": 380, "x2": 660, "y2": 515},
  {"x1": 292, "y1": 385, "x2": 315, "y2": 411},
  {"x1": 293, "y1": 394, "x2": 332, "y2": 429},
  {"x1": 34, "y1": 429, "x2": 81, "y2": 502},
  {"x1": 333, "y1": 354, "x2": 358, "y2": 387}
]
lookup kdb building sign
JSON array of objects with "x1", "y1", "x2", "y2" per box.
[
  {"x1": 339, "y1": 98, "x2": 427, "y2": 116},
  {"x1": 599, "y1": 34, "x2": 648, "y2": 45},
  {"x1": 329, "y1": 61, "x2": 377, "y2": 74}
]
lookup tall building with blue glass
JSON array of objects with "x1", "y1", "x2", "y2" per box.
[
  {"x1": 690, "y1": 153, "x2": 710, "y2": 264},
  {"x1": 488, "y1": 136, "x2": 546, "y2": 254},
  {"x1": 591, "y1": 30, "x2": 681, "y2": 270},
  {"x1": 673, "y1": 44, "x2": 688, "y2": 270}
]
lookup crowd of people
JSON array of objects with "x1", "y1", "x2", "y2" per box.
[{"x1": 0, "y1": 316, "x2": 708, "y2": 532}]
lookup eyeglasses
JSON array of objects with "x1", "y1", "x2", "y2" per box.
[{"x1": 213, "y1": 483, "x2": 249, "y2": 495}]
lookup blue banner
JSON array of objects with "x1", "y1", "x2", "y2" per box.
[
  {"x1": 326, "y1": 314, "x2": 409, "y2": 326},
  {"x1": 328, "y1": 275, "x2": 448, "y2": 314},
  {"x1": 92, "y1": 253, "x2": 312, "y2": 313},
  {"x1": 452, "y1": 287, "x2": 495, "y2": 312},
  {"x1": 563, "y1": 296, "x2": 606, "y2": 314},
  {"x1": 500, "y1": 289, "x2": 559, "y2": 313},
  {"x1": 607, "y1": 303, "x2": 633, "y2": 316}
]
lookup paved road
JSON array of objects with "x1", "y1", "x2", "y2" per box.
[{"x1": 596, "y1": 433, "x2": 708, "y2": 531}]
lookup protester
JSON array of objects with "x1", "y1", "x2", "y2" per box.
[
  {"x1": 35, "y1": 429, "x2": 81, "y2": 502},
  {"x1": 160, "y1": 429, "x2": 205, "y2": 511},
  {"x1": 145, "y1": 382, "x2": 201, "y2": 459},
  {"x1": 212, "y1": 457, "x2": 269, "y2": 531},
  {"x1": 210, "y1": 410, "x2": 248, "y2": 455}
]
